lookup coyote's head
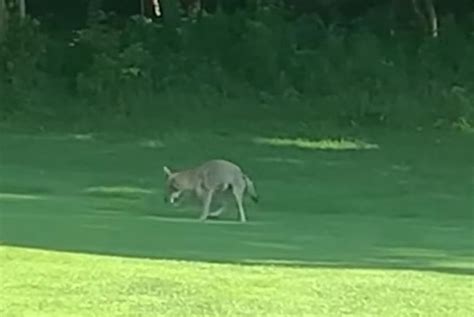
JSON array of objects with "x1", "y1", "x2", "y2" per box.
[{"x1": 163, "y1": 166, "x2": 183, "y2": 205}]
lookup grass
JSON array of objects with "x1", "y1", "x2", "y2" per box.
[
  {"x1": 0, "y1": 128, "x2": 473, "y2": 316},
  {"x1": 1, "y1": 246, "x2": 472, "y2": 317},
  {"x1": 253, "y1": 137, "x2": 380, "y2": 150}
]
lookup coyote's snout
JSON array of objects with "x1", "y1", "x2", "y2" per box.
[{"x1": 163, "y1": 159, "x2": 258, "y2": 222}]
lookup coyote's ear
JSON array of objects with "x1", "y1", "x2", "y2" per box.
[{"x1": 163, "y1": 166, "x2": 172, "y2": 177}]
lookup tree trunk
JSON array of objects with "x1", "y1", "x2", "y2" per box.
[
  {"x1": 412, "y1": 0, "x2": 438, "y2": 38},
  {"x1": 412, "y1": 0, "x2": 428, "y2": 34},
  {"x1": 152, "y1": 0, "x2": 162, "y2": 17},
  {"x1": 389, "y1": 0, "x2": 398, "y2": 36},
  {"x1": 16, "y1": 0, "x2": 24, "y2": 19},
  {"x1": 0, "y1": 0, "x2": 7, "y2": 42},
  {"x1": 160, "y1": 0, "x2": 180, "y2": 26},
  {"x1": 424, "y1": 0, "x2": 438, "y2": 37}
]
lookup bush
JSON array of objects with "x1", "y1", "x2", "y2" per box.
[{"x1": 1, "y1": 7, "x2": 473, "y2": 131}]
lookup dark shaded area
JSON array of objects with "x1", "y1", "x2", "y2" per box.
[
  {"x1": 1, "y1": 181, "x2": 473, "y2": 277},
  {"x1": 1, "y1": 0, "x2": 473, "y2": 131},
  {"x1": 2, "y1": 230, "x2": 473, "y2": 277},
  {"x1": 23, "y1": 0, "x2": 474, "y2": 29}
]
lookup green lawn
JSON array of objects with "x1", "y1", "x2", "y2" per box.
[{"x1": 0, "y1": 129, "x2": 473, "y2": 316}]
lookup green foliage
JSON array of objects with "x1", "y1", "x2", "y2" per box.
[
  {"x1": 1, "y1": 7, "x2": 473, "y2": 130},
  {"x1": 0, "y1": 16, "x2": 46, "y2": 114}
]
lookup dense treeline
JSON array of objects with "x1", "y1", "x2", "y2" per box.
[{"x1": 0, "y1": 0, "x2": 473, "y2": 131}]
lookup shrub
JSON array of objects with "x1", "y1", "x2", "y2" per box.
[{"x1": 1, "y1": 6, "x2": 473, "y2": 131}]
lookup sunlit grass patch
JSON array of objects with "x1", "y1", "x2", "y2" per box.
[
  {"x1": 84, "y1": 186, "x2": 153, "y2": 199},
  {"x1": 0, "y1": 193, "x2": 44, "y2": 201},
  {"x1": 255, "y1": 157, "x2": 305, "y2": 165},
  {"x1": 3, "y1": 246, "x2": 472, "y2": 317},
  {"x1": 139, "y1": 139, "x2": 165, "y2": 148},
  {"x1": 242, "y1": 259, "x2": 327, "y2": 266},
  {"x1": 254, "y1": 137, "x2": 379, "y2": 150},
  {"x1": 70, "y1": 133, "x2": 94, "y2": 141}
]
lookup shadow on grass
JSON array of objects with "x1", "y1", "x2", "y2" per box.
[
  {"x1": 0, "y1": 184, "x2": 53, "y2": 196},
  {"x1": 3, "y1": 241, "x2": 473, "y2": 277},
  {"x1": 1, "y1": 210, "x2": 472, "y2": 277},
  {"x1": 83, "y1": 185, "x2": 154, "y2": 200},
  {"x1": 1, "y1": 131, "x2": 472, "y2": 278},
  {"x1": 1, "y1": 179, "x2": 472, "y2": 277}
]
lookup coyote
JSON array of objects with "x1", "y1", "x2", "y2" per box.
[{"x1": 163, "y1": 159, "x2": 259, "y2": 222}]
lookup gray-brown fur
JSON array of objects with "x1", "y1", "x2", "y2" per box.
[{"x1": 163, "y1": 159, "x2": 258, "y2": 222}]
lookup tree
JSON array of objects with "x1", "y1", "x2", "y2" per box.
[
  {"x1": 158, "y1": 0, "x2": 180, "y2": 26},
  {"x1": 424, "y1": 0, "x2": 438, "y2": 37},
  {"x1": 412, "y1": 0, "x2": 438, "y2": 37},
  {"x1": 0, "y1": 0, "x2": 7, "y2": 41},
  {"x1": 87, "y1": 0, "x2": 103, "y2": 24},
  {"x1": 151, "y1": 0, "x2": 162, "y2": 17},
  {"x1": 16, "y1": 0, "x2": 24, "y2": 19}
]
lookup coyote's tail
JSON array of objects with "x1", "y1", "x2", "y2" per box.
[{"x1": 243, "y1": 174, "x2": 259, "y2": 203}]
